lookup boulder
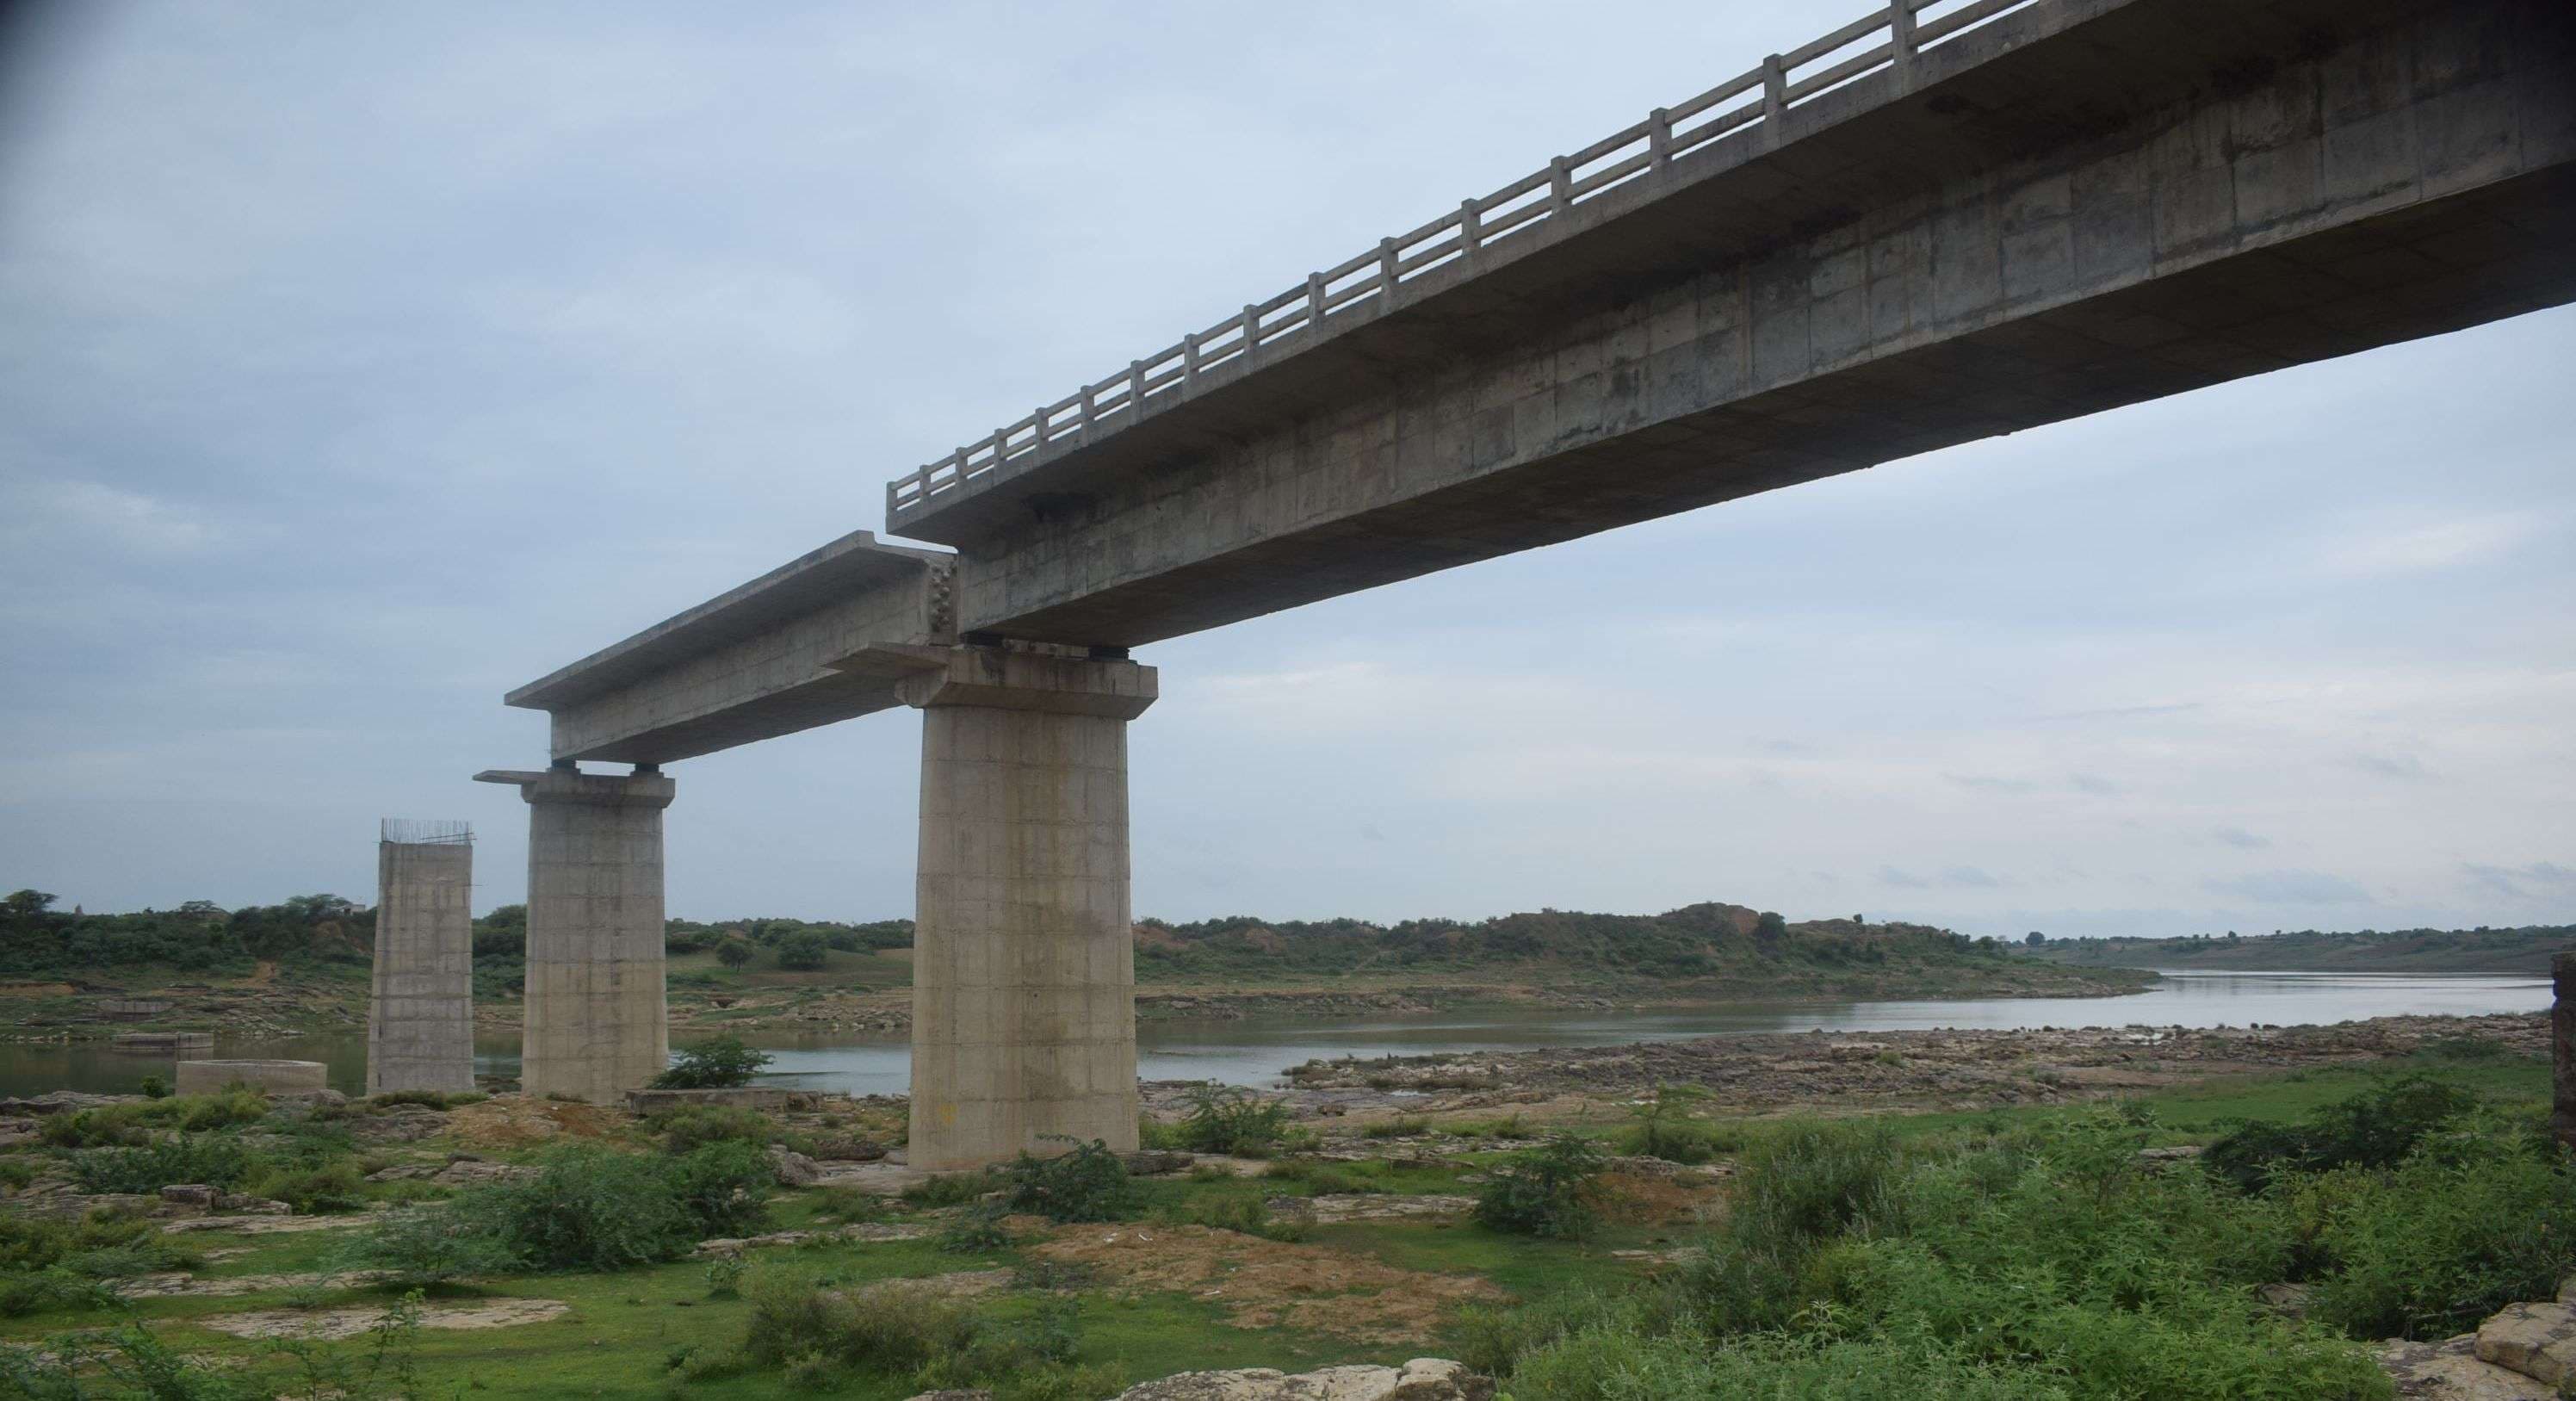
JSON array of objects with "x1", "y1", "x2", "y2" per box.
[
  {"x1": 2381, "y1": 1334, "x2": 2555, "y2": 1399},
  {"x1": 363, "y1": 1163, "x2": 440, "y2": 1183},
  {"x1": 1120, "y1": 1150, "x2": 1194, "y2": 1176},
  {"x1": 214, "y1": 1194, "x2": 292, "y2": 1215},
  {"x1": 0, "y1": 1092, "x2": 130, "y2": 1117},
  {"x1": 158, "y1": 1184, "x2": 219, "y2": 1209},
  {"x1": 433, "y1": 1158, "x2": 538, "y2": 1186},
  {"x1": 2475, "y1": 1302, "x2": 2576, "y2": 1387},
  {"x1": 1116, "y1": 1359, "x2": 1489, "y2": 1401},
  {"x1": 768, "y1": 1146, "x2": 821, "y2": 1187},
  {"x1": 350, "y1": 1106, "x2": 449, "y2": 1143},
  {"x1": 811, "y1": 1137, "x2": 889, "y2": 1162}
]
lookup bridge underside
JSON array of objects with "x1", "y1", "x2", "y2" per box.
[{"x1": 908, "y1": 0, "x2": 2576, "y2": 648}]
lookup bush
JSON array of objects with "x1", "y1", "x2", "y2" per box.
[
  {"x1": 2204, "y1": 1074, "x2": 2480, "y2": 1193},
  {"x1": 1453, "y1": 1287, "x2": 1636, "y2": 1378},
  {"x1": 1475, "y1": 1132, "x2": 1607, "y2": 1238},
  {"x1": 137, "y1": 1075, "x2": 170, "y2": 1100},
  {"x1": 773, "y1": 930, "x2": 830, "y2": 970},
  {"x1": 652, "y1": 1104, "x2": 779, "y2": 1154},
  {"x1": 330, "y1": 1206, "x2": 517, "y2": 1287},
  {"x1": 715, "y1": 939, "x2": 755, "y2": 968},
  {"x1": 665, "y1": 1141, "x2": 776, "y2": 1238},
  {"x1": 242, "y1": 1156, "x2": 368, "y2": 1214},
  {"x1": 341, "y1": 1140, "x2": 771, "y2": 1276},
  {"x1": 653, "y1": 1035, "x2": 774, "y2": 1089},
  {"x1": 71, "y1": 1137, "x2": 251, "y2": 1194},
  {"x1": 365, "y1": 1089, "x2": 484, "y2": 1111},
  {"x1": 736, "y1": 1272, "x2": 981, "y2": 1379},
  {"x1": 2307, "y1": 1112, "x2": 2576, "y2": 1338},
  {"x1": 1173, "y1": 1083, "x2": 1293, "y2": 1156},
  {"x1": 900, "y1": 1171, "x2": 997, "y2": 1209},
  {"x1": 1619, "y1": 1082, "x2": 1718, "y2": 1163},
  {"x1": 1001, "y1": 1138, "x2": 1138, "y2": 1223}
]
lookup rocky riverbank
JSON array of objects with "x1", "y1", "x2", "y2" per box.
[{"x1": 1277, "y1": 1012, "x2": 2546, "y2": 1118}]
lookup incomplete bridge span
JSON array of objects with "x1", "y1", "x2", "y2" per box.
[{"x1": 479, "y1": 0, "x2": 2576, "y2": 1167}]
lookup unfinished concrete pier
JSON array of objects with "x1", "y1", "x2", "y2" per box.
[
  {"x1": 475, "y1": 766, "x2": 676, "y2": 1103},
  {"x1": 368, "y1": 820, "x2": 477, "y2": 1095},
  {"x1": 897, "y1": 648, "x2": 1155, "y2": 1169}
]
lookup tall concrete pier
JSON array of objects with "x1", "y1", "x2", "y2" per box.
[
  {"x1": 474, "y1": 766, "x2": 676, "y2": 1103},
  {"x1": 368, "y1": 820, "x2": 477, "y2": 1095},
  {"x1": 2554, "y1": 952, "x2": 2574, "y2": 1152},
  {"x1": 895, "y1": 647, "x2": 1155, "y2": 1169}
]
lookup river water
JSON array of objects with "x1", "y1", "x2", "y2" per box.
[{"x1": 0, "y1": 970, "x2": 2546, "y2": 1100}]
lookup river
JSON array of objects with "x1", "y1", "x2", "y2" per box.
[{"x1": 0, "y1": 970, "x2": 2547, "y2": 1100}]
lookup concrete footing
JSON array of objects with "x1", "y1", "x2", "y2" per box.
[
  {"x1": 476, "y1": 766, "x2": 676, "y2": 1104},
  {"x1": 368, "y1": 826, "x2": 477, "y2": 1094},
  {"x1": 896, "y1": 648, "x2": 1156, "y2": 1169}
]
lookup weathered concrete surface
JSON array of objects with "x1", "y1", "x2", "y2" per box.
[
  {"x1": 898, "y1": 0, "x2": 2576, "y2": 648},
  {"x1": 368, "y1": 836, "x2": 475, "y2": 1094},
  {"x1": 173, "y1": 1060, "x2": 326, "y2": 1095},
  {"x1": 505, "y1": 530, "x2": 952, "y2": 766},
  {"x1": 900, "y1": 648, "x2": 1155, "y2": 1169},
  {"x1": 478, "y1": 767, "x2": 675, "y2": 1103},
  {"x1": 2554, "y1": 952, "x2": 2574, "y2": 1151}
]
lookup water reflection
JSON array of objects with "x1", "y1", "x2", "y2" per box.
[{"x1": 0, "y1": 970, "x2": 2546, "y2": 1101}]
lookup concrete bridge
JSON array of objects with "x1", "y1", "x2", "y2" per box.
[{"x1": 480, "y1": 0, "x2": 2576, "y2": 1167}]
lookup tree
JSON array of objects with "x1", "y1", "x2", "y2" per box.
[
  {"x1": 2025, "y1": 931, "x2": 2047, "y2": 946},
  {"x1": 653, "y1": 1035, "x2": 772, "y2": 1089},
  {"x1": 1754, "y1": 911, "x2": 1789, "y2": 945},
  {"x1": 773, "y1": 929, "x2": 829, "y2": 971},
  {"x1": 715, "y1": 939, "x2": 754, "y2": 968},
  {"x1": 3, "y1": 890, "x2": 56, "y2": 919}
]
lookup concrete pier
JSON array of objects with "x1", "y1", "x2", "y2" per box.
[
  {"x1": 475, "y1": 766, "x2": 676, "y2": 1103},
  {"x1": 896, "y1": 647, "x2": 1155, "y2": 1169},
  {"x1": 2555, "y1": 952, "x2": 2574, "y2": 1153},
  {"x1": 368, "y1": 821, "x2": 477, "y2": 1094}
]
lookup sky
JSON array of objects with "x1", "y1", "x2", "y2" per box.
[{"x1": 1, "y1": 2, "x2": 2569, "y2": 941}]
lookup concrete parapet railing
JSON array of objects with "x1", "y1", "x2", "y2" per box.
[{"x1": 884, "y1": 0, "x2": 2044, "y2": 522}]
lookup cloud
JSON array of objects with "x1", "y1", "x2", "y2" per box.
[
  {"x1": 2066, "y1": 772, "x2": 2121, "y2": 796},
  {"x1": 2460, "y1": 861, "x2": 2576, "y2": 901},
  {"x1": 1879, "y1": 865, "x2": 2007, "y2": 890},
  {"x1": 3, "y1": 479, "x2": 219, "y2": 554},
  {"x1": 2345, "y1": 751, "x2": 2430, "y2": 781},
  {"x1": 2311, "y1": 511, "x2": 2550, "y2": 580},
  {"x1": 2203, "y1": 871, "x2": 2373, "y2": 904},
  {"x1": 1945, "y1": 773, "x2": 2036, "y2": 794},
  {"x1": 2210, "y1": 826, "x2": 2270, "y2": 850},
  {"x1": 1940, "y1": 865, "x2": 2004, "y2": 889}
]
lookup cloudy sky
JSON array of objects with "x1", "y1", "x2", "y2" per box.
[{"x1": 3, "y1": 2, "x2": 2569, "y2": 939}]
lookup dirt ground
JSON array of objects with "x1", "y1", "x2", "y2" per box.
[
  {"x1": 443, "y1": 1096, "x2": 625, "y2": 1150},
  {"x1": 1027, "y1": 1222, "x2": 1504, "y2": 1344}
]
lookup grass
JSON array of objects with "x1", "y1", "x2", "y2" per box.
[{"x1": 0, "y1": 1048, "x2": 2552, "y2": 1398}]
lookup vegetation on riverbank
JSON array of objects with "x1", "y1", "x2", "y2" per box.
[
  {"x1": 1, "y1": 891, "x2": 2149, "y2": 1043},
  {"x1": 0, "y1": 1029, "x2": 2554, "y2": 1398},
  {"x1": 2020, "y1": 922, "x2": 2573, "y2": 974}
]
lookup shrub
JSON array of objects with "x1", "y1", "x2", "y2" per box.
[
  {"x1": 342, "y1": 1140, "x2": 769, "y2": 1276},
  {"x1": 935, "y1": 1209, "x2": 1017, "y2": 1255},
  {"x1": 715, "y1": 939, "x2": 755, "y2": 968},
  {"x1": 1001, "y1": 1138, "x2": 1138, "y2": 1223},
  {"x1": 2204, "y1": 1074, "x2": 2480, "y2": 1193},
  {"x1": 653, "y1": 1035, "x2": 773, "y2": 1089},
  {"x1": 1173, "y1": 1083, "x2": 1293, "y2": 1156},
  {"x1": 366, "y1": 1088, "x2": 484, "y2": 1111},
  {"x1": 71, "y1": 1137, "x2": 251, "y2": 1193},
  {"x1": 1475, "y1": 1132, "x2": 1607, "y2": 1238},
  {"x1": 901, "y1": 1170, "x2": 997, "y2": 1209},
  {"x1": 652, "y1": 1104, "x2": 779, "y2": 1154},
  {"x1": 242, "y1": 1156, "x2": 368, "y2": 1214},
  {"x1": 1154, "y1": 1193, "x2": 1305, "y2": 1242},
  {"x1": 1671, "y1": 1119, "x2": 1902, "y2": 1333},
  {"x1": 331, "y1": 1206, "x2": 517, "y2": 1287},
  {"x1": 1360, "y1": 1114, "x2": 1430, "y2": 1140},
  {"x1": 2307, "y1": 1113, "x2": 2576, "y2": 1338},
  {"x1": 1619, "y1": 1082, "x2": 1718, "y2": 1163},
  {"x1": 704, "y1": 1255, "x2": 746, "y2": 1299},
  {"x1": 665, "y1": 1140, "x2": 776, "y2": 1238},
  {"x1": 137, "y1": 1075, "x2": 170, "y2": 1100},
  {"x1": 737, "y1": 1272, "x2": 980, "y2": 1379},
  {"x1": 1453, "y1": 1287, "x2": 1636, "y2": 1378},
  {"x1": 773, "y1": 930, "x2": 830, "y2": 970}
]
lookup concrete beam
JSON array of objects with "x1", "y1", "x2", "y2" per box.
[
  {"x1": 892, "y1": 0, "x2": 2576, "y2": 648},
  {"x1": 505, "y1": 530, "x2": 955, "y2": 766}
]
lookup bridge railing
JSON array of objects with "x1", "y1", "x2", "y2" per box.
[{"x1": 886, "y1": 0, "x2": 2046, "y2": 521}]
